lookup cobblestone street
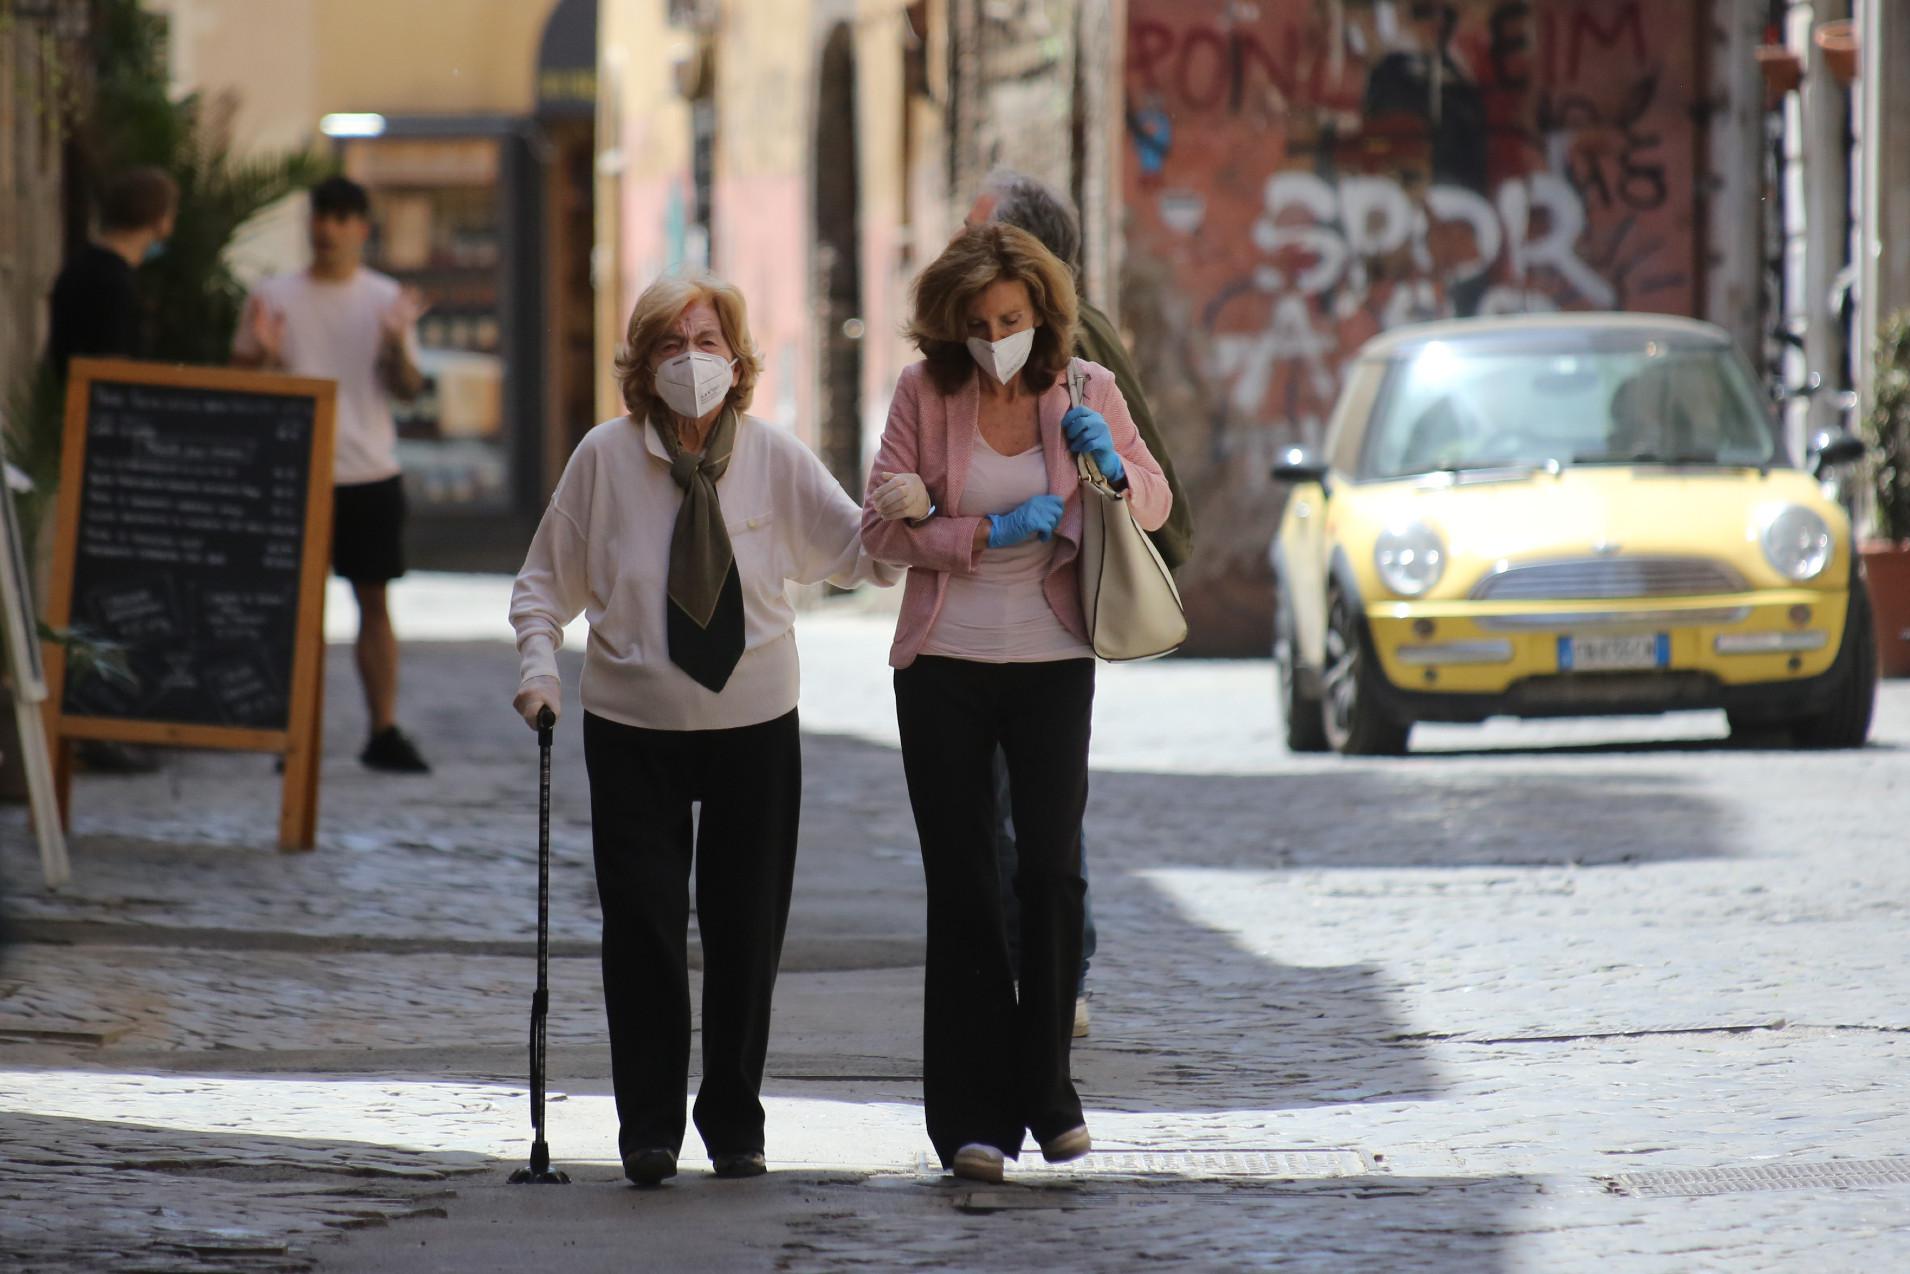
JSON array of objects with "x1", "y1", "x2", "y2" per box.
[{"x1": 4, "y1": 579, "x2": 1910, "y2": 1272}]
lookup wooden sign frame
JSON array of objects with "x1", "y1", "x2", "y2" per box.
[{"x1": 44, "y1": 359, "x2": 337, "y2": 851}]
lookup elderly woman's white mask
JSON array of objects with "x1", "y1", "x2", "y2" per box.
[{"x1": 656, "y1": 351, "x2": 736, "y2": 419}]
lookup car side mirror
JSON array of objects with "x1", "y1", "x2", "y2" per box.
[
  {"x1": 1808, "y1": 429, "x2": 1866, "y2": 476},
  {"x1": 1271, "y1": 446, "x2": 1330, "y2": 489}
]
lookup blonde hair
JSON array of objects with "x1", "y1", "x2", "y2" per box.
[
  {"x1": 615, "y1": 271, "x2": 764, "y2": 417},
  {"x1": 907, "y1": 223, "x2": 1078, "y2": 395}
]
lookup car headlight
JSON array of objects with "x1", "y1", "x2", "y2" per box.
[
  {"x1": 1374, "y1": 522, "x2": 1447, "y2": 597},
  {"x1": 1760, "y1": 505, "x2": 1833, "y2": 581}
]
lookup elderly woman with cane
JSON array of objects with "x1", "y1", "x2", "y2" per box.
[
  {"x1": 509, "y1": 271, "x2": 896, "y2": 1186},
  {"x1": 863, "y1": 224, "x2": 1172, "y2": 1182}
]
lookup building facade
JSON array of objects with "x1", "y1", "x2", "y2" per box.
[{"x1": 594, "y1": 0, "x2": 1126, "y2": 497}]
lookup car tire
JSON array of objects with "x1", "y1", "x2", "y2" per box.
[
  {"x1": 1275, "y1": 586, "x2": 1329, "y2": 753},
  {"x1": 1320, "y1": 586, "x2": 1412, "y2": 756},
  {"x1": 1788, "y1": 577, "x2": 1878, "y2": 749}
]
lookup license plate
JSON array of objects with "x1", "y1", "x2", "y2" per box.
[{"x1": 1558, "y1": 634, "x2": 1668, "y2": 672}]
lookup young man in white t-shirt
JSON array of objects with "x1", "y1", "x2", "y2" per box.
[{"x1": 233, "y1": 176, "x2": 431, "y2": 772}]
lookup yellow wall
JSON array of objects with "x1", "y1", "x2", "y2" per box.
[
  {"x1": 157, "y1": 0, "x2": 559, "y2": 139},
  {"x1": 310, "y1": 0, "x2": 559, "y2": 116}
]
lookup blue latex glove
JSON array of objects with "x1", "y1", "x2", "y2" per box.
[
  {"x1": 987, "y1": 493, "x2": 1064, "y2": 548},
  {"x1": 1062, "y1": 405, "x2": 1123, "y2": 482}
]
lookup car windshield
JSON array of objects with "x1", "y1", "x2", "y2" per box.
[{"x1": 1358, "y1": 339, "x2": 1782, "y2": 480}]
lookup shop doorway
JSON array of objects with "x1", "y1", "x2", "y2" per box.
[{"x1": 814, "y1": 23, "x2": 863, "y2": 495}]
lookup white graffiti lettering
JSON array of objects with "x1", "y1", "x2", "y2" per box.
[{"x1": 1249, "y1": 172, "x2": 1614, "y2": 309}]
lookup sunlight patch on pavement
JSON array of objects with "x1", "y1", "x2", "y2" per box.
[
  {"x1": 325, "y1": 573, "x2": 586, "y2": 648},
  {"x1": 0, "y1": 1067, "x2": 1353, "y2": 1176}
]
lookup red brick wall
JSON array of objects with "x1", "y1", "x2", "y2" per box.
[{"x1": 1121, "y1": 0, "x2": 1707, "y2": 653}]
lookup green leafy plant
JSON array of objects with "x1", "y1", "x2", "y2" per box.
[
  {"x1": 38, "y1": 620, "x2": 136, "y2": 691},
  {"x1": 1868, "y1": 310, "x2": 1910, "y2": 544}
]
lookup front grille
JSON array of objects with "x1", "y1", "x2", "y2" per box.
[{"x1": 1471, "y1": 556, "x2": 1748, "y2": 601}]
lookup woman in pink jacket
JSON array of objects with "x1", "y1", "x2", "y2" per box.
[{"x1": 861, "y1": 224, "x2": 1172, "y2": 1182}]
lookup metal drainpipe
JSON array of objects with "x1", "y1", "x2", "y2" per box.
[{"x1": 1857, "y1": 0, "x2": 1882, "y2": 426}]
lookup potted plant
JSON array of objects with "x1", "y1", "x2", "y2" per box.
[
  {"x1": 1756, "y1": 38, "x2": 1804, "y2": 109},
  {"x1": 1815, "y1": 19, "x2": 1858, "y2": 87},
  {"x1": 1862, "y1": 310, "x2": 1910, "y2": 677}
]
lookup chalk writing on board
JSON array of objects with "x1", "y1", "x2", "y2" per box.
[{"x1": 63, "y1": 379, "x2": 316, "y2": 730}]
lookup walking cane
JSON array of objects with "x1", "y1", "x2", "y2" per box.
[{"x1": 509, "y1": 706, "x2": 569, "y2": 1184}]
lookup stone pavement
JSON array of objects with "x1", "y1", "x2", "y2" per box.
[{"x1": 4, "y1": 575, "x2": 1910, "y2": 1271}]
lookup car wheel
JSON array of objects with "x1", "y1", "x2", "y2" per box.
[
  {"x1": 1789, "y1": 577, "x2": 1878, "y2": 749},
  {"x1": 1320, "y1": 586, "x2": 1412, "y2": 756},
  {"x1": 1275, "y1": 586, "x2": 1329, "y2": 753}
]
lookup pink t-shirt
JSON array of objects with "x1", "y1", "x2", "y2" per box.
[{"x1": 918, "y1": 433, "x2": 1095, "y2": 664}]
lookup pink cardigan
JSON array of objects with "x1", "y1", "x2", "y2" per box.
[{"x1": 860, "y1": 359, "x2": 1172, "y2": 669}]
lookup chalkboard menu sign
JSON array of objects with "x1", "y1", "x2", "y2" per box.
[
  {"x1": 46, "y1": 359, "x2": 337, "y2": 850},
  {"x1": 63, "y1": 379, "x2": 316, "y2": 727}
]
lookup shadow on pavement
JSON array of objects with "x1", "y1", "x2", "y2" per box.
[{"x1": 0, "y1": 1108, "x2": 487, "y2": 1271}]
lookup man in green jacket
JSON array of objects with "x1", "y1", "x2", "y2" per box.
[
  {"x1": 967, "y1": 170, "x2": 1194, "y2": 570},
  {"x1": 965, "y1": 170, "x2": 1195, "y2": 1037}
]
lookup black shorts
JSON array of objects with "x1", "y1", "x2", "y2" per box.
[{"x1": 332, "y1": 475, "x2": 407, "y2": 583}]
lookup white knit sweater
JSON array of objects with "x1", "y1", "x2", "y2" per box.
[{"x1": 509, "y1": 414, "x2": 898, "y2": 731}]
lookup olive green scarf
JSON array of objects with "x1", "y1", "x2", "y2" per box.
[{"x1": 650, "y1": 405, "x2": 739, "y2": 628}]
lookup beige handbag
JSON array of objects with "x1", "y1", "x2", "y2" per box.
[{"x1": 1067, "y1": 360, "x2": 1187, "y2": 661}]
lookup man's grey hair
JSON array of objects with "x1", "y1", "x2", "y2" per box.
[{"x1": 981, "y1": 169, "x2": 1081, "y2": 276}]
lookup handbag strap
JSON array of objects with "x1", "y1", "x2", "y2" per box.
[{"x1": 1065, "y1": 359, "x2": 1114, "y2": 489}]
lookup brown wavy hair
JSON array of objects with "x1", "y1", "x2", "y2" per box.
[
  {"x1": 906, "y1": 223, "x2": 1077, "y2": 396},
  {"x1": 615, "y1": 271, "x2": 764, "y2": 418}
]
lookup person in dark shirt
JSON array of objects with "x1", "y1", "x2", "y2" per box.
[
  {"x1": 46, "y1": 166, "x2": 177, "y2": 380},
  {"x1": 44, "y1": 167, "x2": 177, "y2": 775}
]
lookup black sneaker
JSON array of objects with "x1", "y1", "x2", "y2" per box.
[{"x1": 359, "y1": 726, "x2": 431, "y2": 774}]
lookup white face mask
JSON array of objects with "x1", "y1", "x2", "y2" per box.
[
  {"x1": 654, "y1": 350, "x2": 736, "y2": 420},
  {"x1": 966, "y1": 326, "x2": 1036, "y2": 384}
]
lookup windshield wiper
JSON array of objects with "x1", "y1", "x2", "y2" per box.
[
  {"x1": 1571, "y1": 449, "x2": 1727, "y2": 466},
  {"x1": 1425, "y1": 460, "x2": 1546, "y2": 474}
]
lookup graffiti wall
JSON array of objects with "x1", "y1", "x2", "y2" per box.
[{"x1": 1121, "y1": 0, "x2": 1709, "y2": 652}]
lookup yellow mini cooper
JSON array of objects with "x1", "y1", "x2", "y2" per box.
[{"x1": 1270, "y1": 314, "x2": 1877, "y2": 755}]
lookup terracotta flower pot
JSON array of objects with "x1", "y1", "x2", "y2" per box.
[
  {"x1": 1815, "y1": 20, "x2": 1858, "y2": 86},
  {"x1": 1860, "y1": 540, "x2": 1910, "y2": 678},
  {"x1": 1756, "y1": 43, "x2": 1803, "y2": 108}
]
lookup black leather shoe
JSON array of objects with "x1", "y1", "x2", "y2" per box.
[
  {"x1": 622, "y1": 1148, "x2": 677, "y2": 1186},
  {"x1": 711, "y1": 1151, "x2": 767, "y2": 1179}
]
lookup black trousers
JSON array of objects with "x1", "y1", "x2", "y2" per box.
[
  {"x1": 893, "y1": 656, "x2": 1094, "y2": 1166},
  {"x1": 582, "y1": 708, "x2": 801, "y2": 1160}
]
